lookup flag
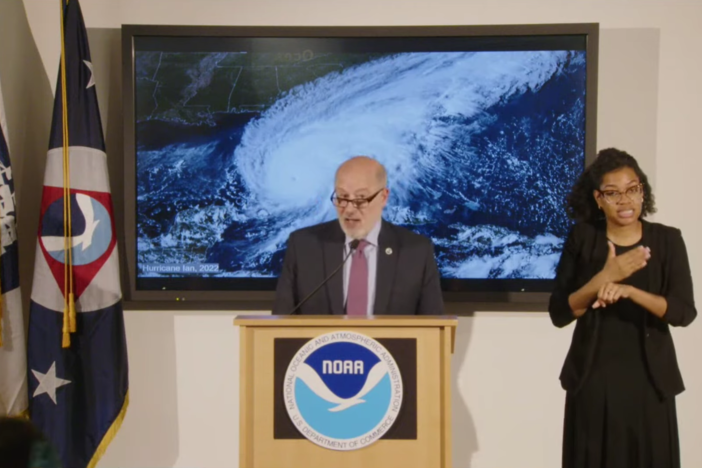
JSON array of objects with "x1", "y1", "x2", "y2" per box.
[
  {"x1": 0, "y1": 77, "x2": 28, "y2": 418},
  {"x1": 27, "y1": 1, "x2": 129, "y2": 467}
]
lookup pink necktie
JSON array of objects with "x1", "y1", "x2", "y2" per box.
[{"x1": 346, "y1": 240, "x2": 369, "y2": 316}]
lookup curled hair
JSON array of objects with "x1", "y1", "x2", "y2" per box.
[{"x1": 566, "y1": 148, "x2": 656, "y2": 222}]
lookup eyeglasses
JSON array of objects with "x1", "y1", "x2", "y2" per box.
[
  {"x1": 597, "y1": 183, "x2": 644, "y2": 204},
  {"x1": 331, "y1": 188, "x2": 385, "y2": 209}
]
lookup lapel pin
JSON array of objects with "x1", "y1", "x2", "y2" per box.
[{"x1": 385, "y1": 247, "x2": 393, "y2": 255}]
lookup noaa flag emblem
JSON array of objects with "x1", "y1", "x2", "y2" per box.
[
  {"x1": 37, "y1": 187, "x2": 116, "y2": 300},
  {"x1": 284, "y1": 331, "x2": 403, "y2": 451}
]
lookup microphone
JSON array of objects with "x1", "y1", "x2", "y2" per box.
[{"x1": 288, "y1": 239, "x2": 361, "y2": 315}]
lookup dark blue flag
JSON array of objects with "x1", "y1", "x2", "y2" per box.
[
  {"x1": 0, "y1": 80, "x2": 27, "y2": 418},
  {"x1": 27, "y1": 1, "x2": 129, "y2": 467}
]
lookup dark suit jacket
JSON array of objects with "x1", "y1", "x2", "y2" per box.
[
  {"x1": 272, "y1": 219, "x2": 444, "y2": 315},
  {"x1": 549, "y1": 220, "x2": 697, "y2": 397}
]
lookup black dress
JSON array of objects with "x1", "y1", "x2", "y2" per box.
[{"x1": 563, "y1": 243, "x2": 680, "y2": 468}]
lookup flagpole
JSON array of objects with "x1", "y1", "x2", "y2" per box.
[{"x1": 59, "y1": 0, "x2": 76, "y2": 348}]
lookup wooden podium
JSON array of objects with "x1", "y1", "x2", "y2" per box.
[{"x1": 234, "y1": 315, "x2": 458, "y2": 468}]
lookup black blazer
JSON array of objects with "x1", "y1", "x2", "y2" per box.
[
  {"x1": 272, "y1": 220, "x2": 444, "y2": 315},
  {"x1": 549, "y1": 220, "x2": 696, "y2": 397}
]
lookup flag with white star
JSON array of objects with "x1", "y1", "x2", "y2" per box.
[
  {"x1": 0, "y1": 76, "x2": 27, "y2": 418},
  {"x1": 27, "y1": 1, "x2": 129, "y2": 467}
]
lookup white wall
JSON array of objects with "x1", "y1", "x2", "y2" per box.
[{"x1": 10, "y1": 0, "x2": 702, "y2": 467}]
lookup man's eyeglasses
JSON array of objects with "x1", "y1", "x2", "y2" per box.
[
  {"x1": 331, "y1": 188, "x2": 385, "y2": 209},
  {"x1": 597, "y1": 183, "x2": 644, "y2": 204}
]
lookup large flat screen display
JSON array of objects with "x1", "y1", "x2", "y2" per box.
[{"x1": 122, "y1": 24, "x2": 599, "y2": 303}]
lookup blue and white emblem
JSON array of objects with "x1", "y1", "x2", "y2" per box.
[
  {"x1": 40, "y1": 193, "x2": 113, "y2": 265},
  {"x1": 284, "y1": 331, "x2": 403, "y2": 451}
]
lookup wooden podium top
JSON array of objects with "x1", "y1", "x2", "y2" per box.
[
  {"x1": 234, "y1": 314, "x2": 458, "y2": 352},
  {"x1": 234, "y1": 314, "x2": 457, "y2": 327}
]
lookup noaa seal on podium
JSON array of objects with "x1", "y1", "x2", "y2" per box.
[{"x1": 283, "y1": 331, "x2": 403, "y2": 451}]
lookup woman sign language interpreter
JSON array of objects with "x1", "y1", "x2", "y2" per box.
[{"x1": 548, "y1": 148, "x2": 696, "y2": 468}]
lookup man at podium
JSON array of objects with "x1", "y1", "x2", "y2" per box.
[{"x1": 272, "y1": 156, "x2": 444, "y2": 316}]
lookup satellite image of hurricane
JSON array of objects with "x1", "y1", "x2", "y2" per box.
[{"x1": 135, "y1": 49, "x2": 586, "y2": 280}]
